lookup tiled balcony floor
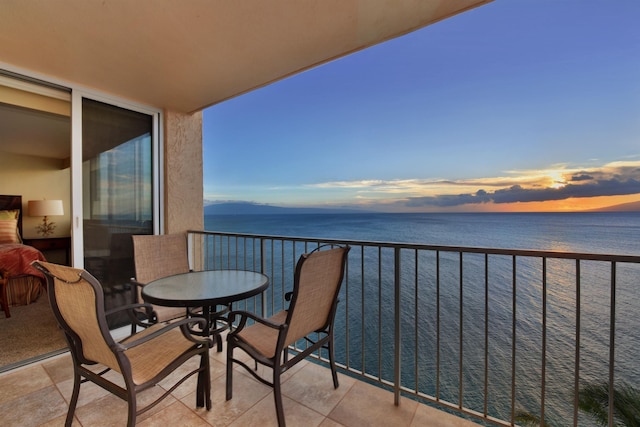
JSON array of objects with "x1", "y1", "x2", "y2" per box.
[{"x1": 0, "y1": 347, "x2": 480, "y2": 427}]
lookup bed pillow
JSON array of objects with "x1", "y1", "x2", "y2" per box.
[
  {"x1": 0, "y1": 209, "x2": 19, "y2": 220},
  {"x1": 0, "y1": 219, "x2": 20, "y2": 244}
]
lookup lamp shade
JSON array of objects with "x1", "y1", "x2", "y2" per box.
[{"x1": 28, "y1": 200, "x2": 64, "y2": 217}]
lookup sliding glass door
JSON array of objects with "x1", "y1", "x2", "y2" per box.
[{"x1": 80, "y1": 98, "x2": 158, "y2": 327}]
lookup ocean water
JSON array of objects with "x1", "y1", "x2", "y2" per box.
[
  {"x1": 204, "y1": 212, "x2": 640, "y2": 424},
  {"x1": 205, "y1": 211, "x2": 640, "y2": 254}
]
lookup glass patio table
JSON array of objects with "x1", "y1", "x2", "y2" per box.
[{"x1": 141, "y1": 270, "x2": 269, "y2": 349}]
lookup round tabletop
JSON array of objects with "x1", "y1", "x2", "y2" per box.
[{"x1": 141, "y1": 270, "x2": 269, "y2": 307}]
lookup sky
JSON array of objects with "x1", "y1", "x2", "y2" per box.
[{"x1": 202, "y1": 0, "x2": 640, "y2": 213}]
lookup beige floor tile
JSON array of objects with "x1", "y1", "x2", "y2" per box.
[
  {"x1": 73, "y1": 386, "x2": 178, "y2": 427},
  {"x1": 55, "y1": 375, "x2": 113, "y2": 407},
  {"x1": 189, "y1": 366, "x2": 272, "y2": 426},
  {"x1": 73, "y1": 393, "x2": 131, "y2": 427},
  {"x1": 410, "y1": 403, "x2": 481, "y2": 427},
  {"x1": 0, "y1": 364, "x2": 53, "y2": 402},
  {"x1": 0, "y1": 385, "x2": 68, "y2": 427},
  {"x1": 139, "y1": 400, "x2": 212, "y2": 426},
  {"x1": 319, "y1": 418, "x2": 347, "y2": 427},
  {"x1": 38, "y1": 414, "x2": 83, "y2": 427},
  {"x1": 41, "y1": 353, "x2": 74, "y2": 383},
  {"x1": 282, "y1": 362, "x2": 356, "y2": 416},
  {"x1": 328, "y1": 380, "x2": 418, "y2": 427},
  {"x1": 230, "y1": 393, "x2": 325, "y2": 427}
]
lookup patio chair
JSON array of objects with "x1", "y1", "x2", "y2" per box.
[
  {"x1": 226, "y1": 244, "x2": 350, "y2": 427},
  {"x1": 33, "y1": 261, "x2": 211, "y2": 427},
  {"x1": 131, "y1": 233, "x2": 229, "y2": 350}
]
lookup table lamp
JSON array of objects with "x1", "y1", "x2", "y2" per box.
[{"x1": 28, "y1": 199, "x2": 64, "y2": 237}]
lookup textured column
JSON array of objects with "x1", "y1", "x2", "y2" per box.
[{"x1": 163, "y1": 110, "x2": 204, "y2": 234}]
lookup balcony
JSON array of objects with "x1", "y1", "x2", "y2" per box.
[
  {"x1": 2, "y1": 229, "x2": 637, "y2": 426},
  {"x1": 188, "y1": 230, "x2": 640, "y2": 426}
]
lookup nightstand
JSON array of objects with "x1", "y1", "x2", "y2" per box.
[{"x1": 23, "y1": 237, "x2": 71, "y2": 265}]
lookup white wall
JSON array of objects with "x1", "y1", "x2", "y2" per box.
[{"x1": 0, "y1": 151, "x2": 71, "y2": 239}]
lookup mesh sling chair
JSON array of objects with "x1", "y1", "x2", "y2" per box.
[
  {"x1": 33, "y1": 261, "x2": 212, "y2": 427},
  {"x1": 131, "y1": 233, "x2": 230, "y2": 350},
  {"x1": 226, "y1": 245, "x2": 350, "y2": 426}
]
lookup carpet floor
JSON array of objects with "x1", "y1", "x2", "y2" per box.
[{"x1": 0, "y1": 295, "x2": 67, "y2": 371}]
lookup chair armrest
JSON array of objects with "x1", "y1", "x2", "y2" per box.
[
  {"x1": 106, "y1": 302, "x2": 154, "y2": 317},
  {"x1": 130, "y1": 278, "x2": 145, "y2": 288},
  {"x1": 106, "y1": 302, "x2": 157, "y2": 328},
  {"x1": 116, "y1": 316, "x2": 212, "y2": 351},
  {"x1": 228, "y1": 310, "x2": 286, "y2": 334}
]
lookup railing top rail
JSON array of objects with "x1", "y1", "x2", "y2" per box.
[{"x1": 188, "y1": 229, "x2": 640, "y2": 263}]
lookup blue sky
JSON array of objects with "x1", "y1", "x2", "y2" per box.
[{"x1": 203, "y1": 0, "x2": 640, "y2": 212}]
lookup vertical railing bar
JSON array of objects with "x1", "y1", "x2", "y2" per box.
[
  {"x1": 211, "y1": 234, "x2": 215, "y2": 269},
  {"x1": 511, "y1": 255, "x2": 517, "y2": 425},
  {"x1": 378, "y1": 246, "x2": 382, "y2": 380},
  {"x1": 608, "y1": 262, "x2": 616, "y2": 427},
  {"x1": 279, "y1": 240, "x2": 283, "y2": 312},
  {"x1": 344, "y1": 241, "x2": 349, "y2": 370},
  {"x1": 235, "y1": 236, "x2": 239, "y2": 269},
  {"x1": 394, "y1": 246, "x2": 401, "y2": 406},
  {"x1": 217, "y1": 234, "x2": 221, "y2": 269},
  {"x1": 260, "y1": 238, "x2": 266, "y2": 317},
  {"x1": 226, "y1": 235, "x2": 230, "y2": 269},
  {"x1": 573, "y1": 259, "x2": 581, "y2": 427},
  {"x1": 361, "y1": 245, "x2": 366, "y2": 375},
  {"x1": 414, "y1": 249, "x2": 419, "y2": 395},
  {"x1": 436, "y1": 250, "x2": 441, "y2": 400},
  {"x1": 270, "y1": 239, "x2": 275, "y2": 316},
  {"x1": 223, "y1": 235, "x2": 227, "y2": 270},
  {"x1": 459, "y1": 251, "x2": 464, "y2": 409},
  {"x1": 484, "y1": 253, "x2": 489, "y2": 417},
  {"x1": 205, "y1": 234, "x2": 210, "y2": 269},
  {"x1": 541, "y1": 257, "x2": 547, "y2": 426}
]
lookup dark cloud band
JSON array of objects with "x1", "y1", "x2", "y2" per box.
[{"x1": 405, "y1": 175, "x2": 640, "y2": 207}]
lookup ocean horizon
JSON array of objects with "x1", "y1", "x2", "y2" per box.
[{"x1": 205, "y1": 211, "x2": 640, "y2": 255}]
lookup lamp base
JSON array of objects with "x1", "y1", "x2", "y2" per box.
[{"x1": 35, "y1": 216, "x2": 56, "y2": 237}]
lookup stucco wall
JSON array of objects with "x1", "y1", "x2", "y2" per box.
[{"x1": 163, "y1": 110, "x2": 204, "y2": 234}]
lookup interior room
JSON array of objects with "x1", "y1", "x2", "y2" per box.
[{"x1": 0, "y1": 75, "x2": 71, "y2": 370}]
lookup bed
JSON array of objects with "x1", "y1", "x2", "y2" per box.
[{"x1": 0, "y1": 195, "x2": 47, "y2": 318}]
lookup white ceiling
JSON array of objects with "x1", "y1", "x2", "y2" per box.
[{"x1": 0, "y1": 0, "x2": 491, "y2": 113}]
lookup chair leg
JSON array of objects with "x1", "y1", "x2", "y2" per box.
[
  {"x1": 215, "y1": 333, "x2": 223, "y2": 352},
  {"x1": 273, "y1": 368, "x2": 286, "y2": 427},
  {"x1": 204, "y1": 354, "x2": 212, "y2": 410},
  {"x1": 65, "y1": 371, "x2": 81, "y2": 427},
  {"x1": 226, "y1": 342, "x2": 234, "y2": 401},
  {"x1": 328, "y1": 335, "x2": 339, "y2": 389},
  {"x1": 197, "y1": 351, "x2": 211, "y2": 409},
  {"x1": 126, "y1": 388, "x2": 137, "y2": 427}
]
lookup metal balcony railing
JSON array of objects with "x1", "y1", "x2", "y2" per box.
[{"x1": 188, "y1": 230, "x2": 640, "y2": 427}]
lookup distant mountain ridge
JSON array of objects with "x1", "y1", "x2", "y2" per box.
[
  {"x1": 588, "y1": 200, "x2": 640, "y2": 212},
  {"x1": 204, "y1": 200, "x2": 640, "y2": 215},
  {"x1": 204, "y1": 202, "x2": 366, "y2": 215}
]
